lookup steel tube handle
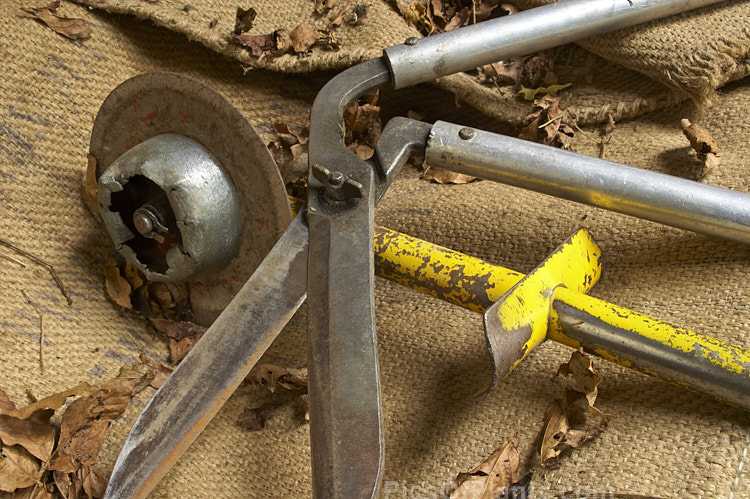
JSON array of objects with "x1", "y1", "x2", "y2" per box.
[
  {"x1": 425, "y1": 120, "x2": 750, "y2": 245},
  {"x1": 383, "y1": 0, "x2": 724, "y2": 90}
]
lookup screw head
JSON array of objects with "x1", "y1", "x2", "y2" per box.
[
  {"x1": 405, "y1": 37, "x2": 419, "y2": 46},
  {"x1": 458, "y1": 127, "x2": 475, "y2": 140}
]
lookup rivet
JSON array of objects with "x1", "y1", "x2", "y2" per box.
[
  {"x1": 405, "y1": 37, "x2": 419, "y2": 46},
  {"x1": 458, "y1": 127, "x2": 475, "y2": 140}
]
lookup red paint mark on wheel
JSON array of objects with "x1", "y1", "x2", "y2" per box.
[{"x1": 140, "y1": 111, "x2": 157, "y2": 128}]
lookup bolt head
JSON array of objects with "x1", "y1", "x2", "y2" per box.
[
  {"x1": 133, "y1": 211, "x2": 155, "y2": 236},
  {"x1": 405, "y1": 37, "x2": 419, "y2": 46}
]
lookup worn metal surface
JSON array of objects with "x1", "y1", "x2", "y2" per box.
[
  {"x1": 373, "y1": 117, "x2": 432, "y2": 201},
  {"x1": 426, "y1": 120, "x2": 750, "y2": 245},
  {"x1": 98, "y1": 134, "x2": 242, "y2": 281},
  {"x1": 373, "y1": 225, "x2": 750, "y2": 410},
  {"x1": 306, "y1": 58, "x2": 391, "y2": 499},
  {"x1": 103, "y1": 213, "x2": 309, "y2": 499},
  {"x1": 483, "y1": 229, "x2": 602, "y2": 387},
  {"x1": 384, "y1": 0, "x2": 725, "y2": 89},
  {"x1": 90, "y1": 72, "x2": 291, "y2": 323},
  {"x1": 550, "y1": 288, "x2": 750, "y2": 410}
]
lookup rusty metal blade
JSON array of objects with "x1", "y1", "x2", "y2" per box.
[{"x1": 104, "y1": 214, "x2": 309, "y2": 499}]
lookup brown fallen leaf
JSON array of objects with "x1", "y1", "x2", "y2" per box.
[
  {"x1": 0, "y1": 409, "x2": 55, "y2": 462},
  {"x1": 49, "y1": 376, "x2": 145, "y2": 474},
  {"x1": 328, "y1": 8, "x2": 346, "y2": 29},
  {"x1": 237, "y1": 402, "x2": 277, "y2": 431},
  {"x1": 81, "y1": 154, "x2": 98, "y2": 215},
  {"x1": 289, "y1": 23, "x2": 319, "y2": 53},
  {"x1": 342, "y1": 90, "x2": 382, "y2": 160},
  {"x1": 7, "y1": 383, "x2": 97, "y2": 421},
  {"x1": 449, "y1": 441, "x2": 522, "y2": 498},
  {"x1": 234, "y1": 32, "x2": 275, "y2": 56},
  {"x1": 234, "y1": 6, "x2": 257, "y2": 35},
  {"x1": 138, "y1": 353, "x2": 173, "y2": 389},
  {"x1": 300, "y1": 393, "x2": 310, "y2": 421},
  {"x1": 21, "y1": 1, "x2": 92, "y2": 40},
  {"x1": 104, "y1": 259, "x2": 132, "y2": 309},
  {"x1": 421, "y1": 164, "x2": 477, "y2": 184},
  {"x1": 150, "y1": 318, "x2": 207, "y2": 363},
  {"x1": 0, "y1": 445, "x2": 41, "y2": 492},
  {"x1": 518, "y1": 94, "x2": 574, "y2": 150},
  {"x1": 681, "y1": 119, "x2": 720, "y2": 181},
  {"x1": 540, "y1": 349, "x2": 611, "y2": 467},
  {"x1": 254, "y1": 364, "x2": 308, "y2": 392},
  {"x1": 0, "y1": 390, "x2": 16, "y2": 415},
  {"x1": 404, "y1": 1, "x2": 432, "y2": 34},
  {"x1": 315, "y1": 0, "x2": 338, "y2": 15},
  {"x1": 13, "y1": 482, "x2": 53, "y2": 499}
]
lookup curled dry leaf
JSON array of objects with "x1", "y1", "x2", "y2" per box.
[
  {"x1": 237, "y1": 402, "x2": 277, "y2": 431},
  {"x1": 449, "y1": 441, "x2": 523, "y2": 499},
  {"x1": 0, "y1": 390, "x2": 16, "y2": 415},
  {"x1": 21, "y1": 1, "x2": 92, "y2": 40},
  {"x1": 235, "y1": 23, "x2": 332, "y2": 57},
  {"x1": 421, "y1": 166, "x2": 477, "y2": 185},
  {"x1": 254, "y1": 364, "x2": 308, "y2": 392},
  {"x1": 0, "y1": 445, "x2": 41, "y2": 492},
  {"x1": 518, "y1": 94, "x2": 574, "y2": 150},
  {"x1": 0, "y1": 409, "x2": 56, "y2": 462},
  {"x1": 289, "y1": 23, "x2": 318, "y2": 53},
  {"x1": 104, "y1": 259, "x2": 132, "y2": 309},
  {"x1": 404, "y1": 2, "x2": 432, "y2": 34},
  {"x1": 540, "y1": 349, "x2": 611, "y2": 467},
  {"x1": 150, "y1": 318, "x2": 207, "y2": 364},
  {"x1": 234, "y1": 6, "x2": 257, "y2": 34},
  {"x1": 342, "y1": 90, "x2": 382, "y2": 160},
  {"x1": 681, "y1": 119, "x2": 720, "y2": 181}
]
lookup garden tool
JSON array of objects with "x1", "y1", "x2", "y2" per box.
[{"x1": 89, "y1": 0, "x2": 749, "y2": 497}]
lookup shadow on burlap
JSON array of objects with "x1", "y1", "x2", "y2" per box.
[{"x1": 1, "y1": 0, "x2": 749, "y2": 498}]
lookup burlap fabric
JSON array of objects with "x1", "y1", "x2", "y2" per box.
[
  {"x1": 70, "y1": 0, "x2": 750, "y2": 126},
  {"x1": 1, "y1": 1, "x2": 749, "y2": 498}
]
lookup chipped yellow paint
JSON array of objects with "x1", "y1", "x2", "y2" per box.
[
  {"x1": 550, "y1": 287, "x2": 750, "y2": 376},
  {"x1": 485, "y1": 229, "x2": 602, "y2": 377},
  {"x1": 373, "y1": 226, "x2": 525, "y2": 313}
]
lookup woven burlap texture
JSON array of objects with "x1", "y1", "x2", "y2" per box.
[
  {"x1": 72, "y1": 0, "x2": 750, "y2": 126},
  {"x1": 2, "y1": 1, "x2": 750, "y2": 498}
]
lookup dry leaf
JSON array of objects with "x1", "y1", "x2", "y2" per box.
[
  {"x1": 328, "y1": 8, "x2": 346, "y2": 28},
  {"x1": 150, "y1": 319, "x2": 206, "y2": 363},
  {"x1": 289, "y1": 23, "x2": 318, "y2": 53},
  {"x1": 342, "y1": 90, "x2": 382, "y2": 160},
  {"x1": 104, "y1": 259, "x2": 132, "y2": 309},
  {"x1": 237, "y1": 402, "x2": 277, "y2": 431},
  {"x1": 421, "y1": 165, "x2": 477, "y2": 184},
  {"x1": 449, "y1": 441, "x2": 520, "y2": 498},
  {"x1": 540, "y1": 349, "x2": 611, "y2": 467},
  {"x1": 13, "y1": 482, "x2": 53, "y2": 499},
  {"x1": 0, "y1": 390, "x2": 16, "y2": 415},
  {"x1": 518, "y1": 94, "x2": 574, "y2": 150},
  {"x1": 300, "y1": 394, "x2": 310, "y2": 421},
  {"x1": 233, "y1": 32, "x2": 274, "y2": 56},
  {"x1": 234, "y1": 6, "x2": 257, "y2": 34},
  {"x1": 518, "y1": 83, "x2": 571, "y2": 101},
  {"x1": 138, "y1": 353, "x2": 173, "y2": 389},
  {"x1": 315, "y1": 0, "x2": 337, "y2": 15},
  {"x1": 7, "y1": 383, "x2": 97, "y2": 421},
  {"x1": 81, "y1": 154, "x2": 98, "y2": 215},
  {"x1": 0, "y1": 445, "x2": 40, "y2": 492},
  {"x1": 0, "y1": 410, "x2": 55, "y2": 462},
  {"x1": 681, "y1": 119, "x2": 720, "y2": 181},
  {"x1": 404, "y1": 2, "x2": 432, "y2": 34},
  {"x1": 21, "y1": 1, "x2": 92, "y2": 40},
  {"x1": 79, "y1": 463, "x2": 106, "y2": 498},
  {"x1": 49, "y1": 376, "x2": 144, "y2": 473},
  {"x1": 254, "y1": 364, "x2": 308, "y2": 392}
]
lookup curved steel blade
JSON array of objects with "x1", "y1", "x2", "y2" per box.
[{"x1": 104, "y1": 214, "x2": 309, "y2": 499}]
